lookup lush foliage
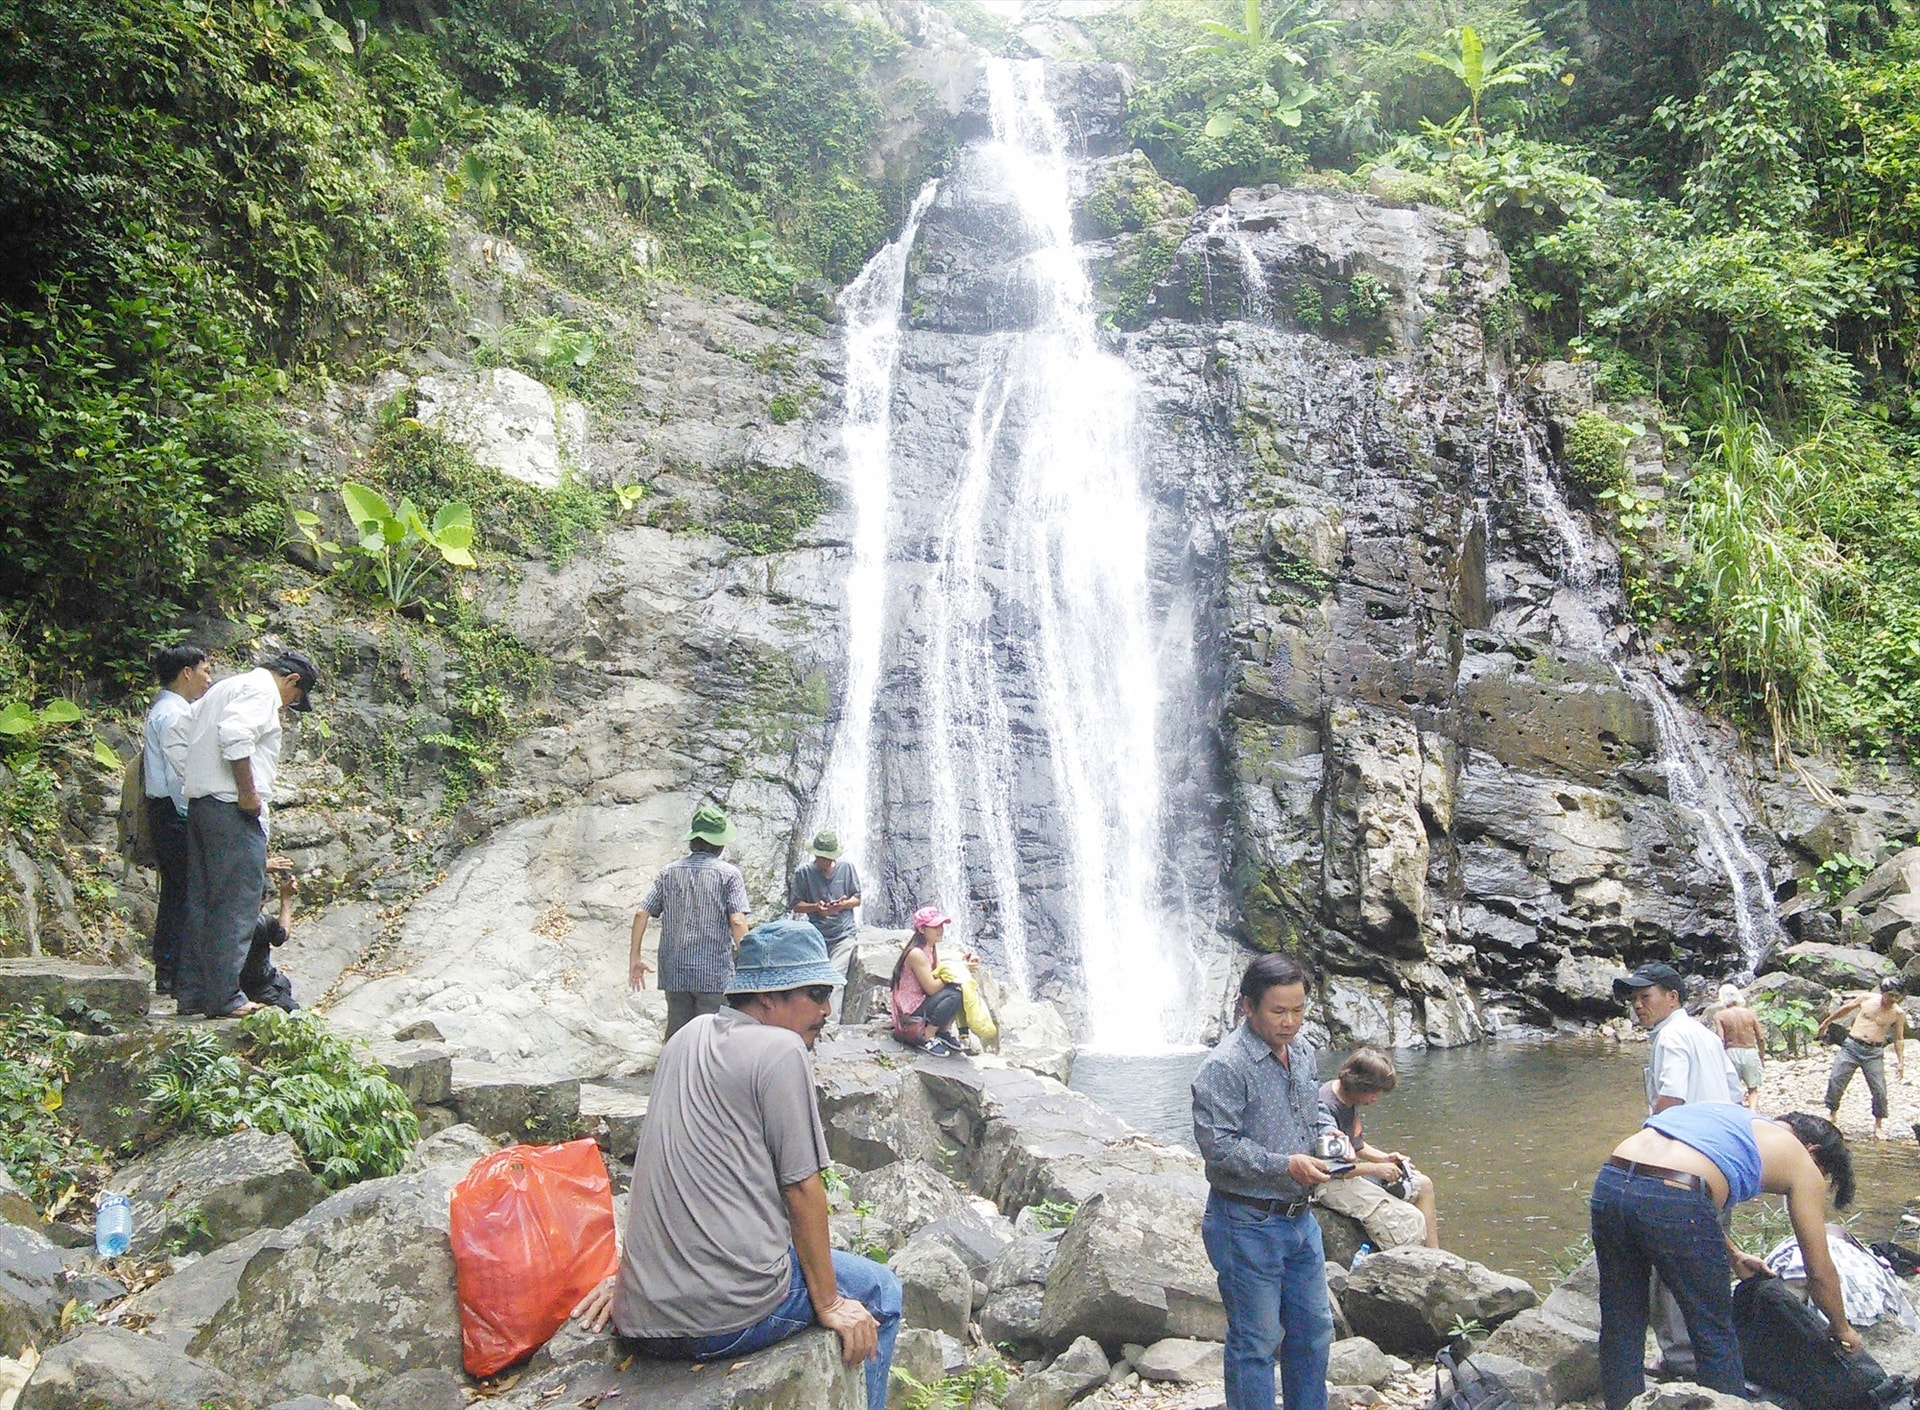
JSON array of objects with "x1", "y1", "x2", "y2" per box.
[
  {"x1": 0, "y1": 1004, "x2": 107, "y2": 1205},
  {"x1": 145, "y1": 1008, "x2": 418, "y2": 1185}
]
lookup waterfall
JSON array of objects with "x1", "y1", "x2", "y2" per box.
[
  {"x1": 817, "y1": 183, "x2": 938, "y2": 864},
  {"x1": 1501, "y1": 403, "x2": 1780, "y2": 971},
  {"x1": 1204, "y1": 207, "x2": 1270, "y2": 321},
  {"x1": 819, "y1": 58, "x2": 1205, "y2": 1048}
]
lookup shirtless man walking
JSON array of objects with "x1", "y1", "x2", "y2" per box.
[
  {"x1": 1712, "y1": 983, "x2": 1765, "y2": 1110},
  {"x1": 1823, "y1": 977, "x2": 1907, "y2": 1139}
]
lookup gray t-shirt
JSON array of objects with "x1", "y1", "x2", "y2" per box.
[
  {"x1": 612, "y1": 1007, "x2": 831, "y2": 1338},
  {"x1": 788, "y1": 860, "x2": 862, "y2": 946}
]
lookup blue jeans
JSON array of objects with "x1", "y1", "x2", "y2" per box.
[
  {"x1": 631, "y1": 1250, "x2": 900, "y2": 1410},
  {"x1": 1201, "y1": 1192, "x2": 1332, "y2": 1410},
  {"x1": 1590, "y1": 1163, "x2": 1744, "y2": 1410}
]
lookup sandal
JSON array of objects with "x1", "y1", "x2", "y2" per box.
[{"x1": 213, "y1": 1001, "x2": 264, "y2": 1019}]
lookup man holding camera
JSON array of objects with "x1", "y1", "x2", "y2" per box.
[{"x1": 1316, "y1": 1046, "x2": 1440, "y2": 1249}]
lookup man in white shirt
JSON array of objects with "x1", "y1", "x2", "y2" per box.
[
  {"x1": 141, "y1": 644, "x2": 211, "y2": 996},
  {"x1": 165, "y1": 650, "x2": 317, "y2": 1019},
  {"x1": 1613, "y1": 960, "x2": 1738, "y2": 1376}
]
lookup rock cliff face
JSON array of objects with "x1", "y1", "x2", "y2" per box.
[{"x1": 1119, "y1": 182, "x2": 1773, "y2": 1043}]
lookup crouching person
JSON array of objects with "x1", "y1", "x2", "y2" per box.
[{"x1": 572, "y1": 918, "x2": 901, "y2": 1409}]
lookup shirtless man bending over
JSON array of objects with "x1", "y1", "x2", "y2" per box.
[{"x1": 1823, "y1": 977, "x2": 1907, "y2": 1139}]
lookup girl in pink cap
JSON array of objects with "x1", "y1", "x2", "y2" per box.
[{"x1": 890, "y1": 904, "x2": 972, "y2": 1057}]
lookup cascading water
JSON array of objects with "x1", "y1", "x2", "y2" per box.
[
  {"x1": 1204, "y1": 207, "x2": 1270, "y2": 320},
  {"x1": 1500, "y1": 404, "x2": 1780, "y2": 972},
  {"x1": 816, "y1": 184, "x2": 937, "y2": 863},
  {"x1": 819, "y1": 58, "x2": 1207, "y2": 1048}
]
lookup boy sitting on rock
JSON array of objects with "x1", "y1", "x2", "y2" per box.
[
  {"x1": 239, "y1": 859, "x2": 301, "y2": 1012},
  {"x1": 1315, "y1": 1046, "x2": 1439, "y2": 1249}
]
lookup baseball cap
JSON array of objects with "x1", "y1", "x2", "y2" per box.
[
  {"x1": 912, "y1": 903, "x2": 954, "y2": 931},
  {"x1": 1612, "y1": 962, "x2": 1685, "y2": 1001},
  {"x1": 262, "y1": 649, "x2": 319, "y2": 713}
]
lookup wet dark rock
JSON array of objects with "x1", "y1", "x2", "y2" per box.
[
  {"x1": 115, "y1": 1130, "x2": 325, "y2": 1257},
  {"x1": 20, "y1": 1327, "x2": 248, "y2": 1410}
]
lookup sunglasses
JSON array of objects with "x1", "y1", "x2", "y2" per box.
[{"x1": 801, "y1": 984, "x2": 834, "y2": 1005}]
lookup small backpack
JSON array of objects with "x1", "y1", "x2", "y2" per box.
[
  {"x1": 1426, "y1": 1347, "x2": 1521, "y2": 1410},
  {"x1": 1734, "y1": 1272, "x2": 1910, "y2": 1410},
  {"x1": 116, "y1": 751, "x2": 156, "y2": 870}
]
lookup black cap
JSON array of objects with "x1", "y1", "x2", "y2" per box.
[
  {"x1": 262, "y1": 649, "x2": 319, "y2": 713},
  {"x1": 1612, "y1": 962, "x2": 1685, "y2": 1001}
]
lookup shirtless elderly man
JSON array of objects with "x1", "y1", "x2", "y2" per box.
[
  {"x1": 1712, "y1": 984, "x2": 1765, "y2": 1110},
  {"x1": 1823, "y1": 976, "x2": 1907, "y2": 1139}
]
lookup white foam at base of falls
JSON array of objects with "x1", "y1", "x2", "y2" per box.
[{"x1": 817, "y1": 183, "x2": 938, "y2": 864}]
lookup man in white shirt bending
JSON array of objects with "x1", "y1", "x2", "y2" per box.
[{"x1": 165, "y1": 650, "x2": 317, "y2": 1019}]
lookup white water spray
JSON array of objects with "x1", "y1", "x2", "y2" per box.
[
  {"x1": 1205, "y1": 208, "x2": 1270, "y2": 320},
  {"x1": 817, "y1": 183, "x2": 938, "y2": 862}
]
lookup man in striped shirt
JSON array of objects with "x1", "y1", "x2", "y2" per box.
[{"x1": 631, "y1": 804, "x2": 751, "y2": 1038}]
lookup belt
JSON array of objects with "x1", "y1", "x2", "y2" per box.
[
  {"x1": 1606, "y1": 1155, "x2": 1710, "y2": 1194},
  {"x1": 1216, "y1": 1189, "x2": 1313, "y2": 1218}
]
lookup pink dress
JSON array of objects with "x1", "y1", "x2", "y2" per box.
[{"x1": 890, "y1": 943, "x2": 935, "y2": 1042}]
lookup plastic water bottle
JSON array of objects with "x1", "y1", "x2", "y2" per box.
[
  {"x1": 94, "y1": 1193, "x2": 132, "y2": 1258},
  {"x1": 1351, "y1": 1242, "x2": 1373, "y2": 1270}
]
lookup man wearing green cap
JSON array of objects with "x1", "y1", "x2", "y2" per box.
[
  {"x1": 631, "y1": 803, "x2": 751, "y2": 1038},
  {"x1": 788, "y1": 829, "x2": 862, "y2": 1020}
]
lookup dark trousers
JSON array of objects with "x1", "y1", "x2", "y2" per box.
[
  {"x1": 147, "y1": 798, "x2": 190, "y2": 990},
  {"x1": 1591, "y1": 1163, "x2": 1744, "y2": 1409},
  {"x1": 665, "y1": 991, "x2": 723, "y2": 1039},
  {"x1": 1826, "y1": 1037, "x2": 1890, "y2": 1117},
  {"x1": 916, "y1": 986, "x2": 964, "y2": 1032},
  {"x1": 180, "y1": 798, "x2": 267, "y2": 1018}
]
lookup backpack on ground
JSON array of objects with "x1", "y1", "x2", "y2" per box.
[
  {"x1": 1733, "y1": 1272, "x2": 1909, "y2": 1410},
  {"x1": 1426, "y1": 1346, "x2": 1521, "y2": 1410},
  {"x1": 116, "y1": 752, "x2": 156, "y2": 870}
]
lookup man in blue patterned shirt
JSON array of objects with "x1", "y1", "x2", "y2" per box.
[
  {"x1": 631, "y1": 804, "x2": 751, "y2": 1038},
  {"x1": 1191, "y1": 953, "x2": 1340, "y2": 1410}
]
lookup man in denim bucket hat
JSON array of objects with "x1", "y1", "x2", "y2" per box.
[
  {"x1": 630, "y1": 802, "x2": 750, "y2": 1038},
  {"x1": 576, "y1": 919, "x2": 902, "y2": 1410}
]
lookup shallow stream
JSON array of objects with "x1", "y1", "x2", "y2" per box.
[{"x1": 1072, "y1": 1036, "x2": 1920, "y2": 1286}]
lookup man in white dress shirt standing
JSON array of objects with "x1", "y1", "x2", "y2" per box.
[{"x1": 165, "y1": 649, "x2": 317, "y2": 1019}]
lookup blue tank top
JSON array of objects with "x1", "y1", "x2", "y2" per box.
[{"x1": 1643, "y1": 1102, "x2": 1765, "y2": 1205}]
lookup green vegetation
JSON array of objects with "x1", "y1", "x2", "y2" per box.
[
  {"x1": 145, "y1": 1009, "x2": 418, "y2": 1185},
  {"x1": 1, "y1": 0, "x2": 906, "y2": 696},
  {"x1": 1563, "y1": 412, "x2": 1633, "y2": 495},
  {"x1": 890, "y1": 1363, "x2": 1010, "y2": 1410},
  {"x1": 1752, "y1": 992, "x2": 1820, "y2": 1057},
  {"x1": 0, "y1": 1005, "x2": 107, "y2": 1205},
  {"x1": 708, "y1": 459, "x2": 831, "y2": 554}
]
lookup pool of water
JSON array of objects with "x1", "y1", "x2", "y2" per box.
[{"x1": 1071, "y1": 1035, "x2": 1920, "y2": 1287}]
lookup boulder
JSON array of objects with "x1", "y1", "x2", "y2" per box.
[
  {"x1": 415, "y1": 367, "x2": 577, "y2": 489},
  {"x1": 1626, "y1": 1385, "x2": 1752, "y2": 1410},
  {"x1": 0, "y1": 961, "x2": 148, "y2": 1023},
  {"x1": 368, "y1": 1041, "x2": 455, "y2": 1109},
  {"x1": 1, "y1": 1222, "x2": 93, "y2": 1356},
  {"x1": 1744, "y1": 969, "x2": 1831, "y2": 1010},
  {"x1": 888, "y1": 1328, "x2": 969, "y2": 1405},
  {"x1": 578, "y1": 1077, "x2": 651, "y2": 1163},
  {"x1": 58, "y1": 1030, "x2": 170, "y2": 1152},
  {"x1": 1133, "y1": 1336, "x2": 1222, "y2": 1383},
  {"x1": 1764, "y1": 942, "x2": 1891, "y2": 992},
  {"x1": 888, "y1": 1239, "x2": 970, "y2": 1338},
  {"x1": 1327, "y1": 1336, "x2": 1404, "y2": 1389},
  {"x1": 1035, "y1": 1178, "x2": 1224, "y2": 1352},
  {"x1": 20, "y1": 1327, "x2": 247, "y2": 1410},
  {"x1": 499, "y1": 1324, "x2": 865, "y2": 1408},
  {"x1": 0, "y1": 1168, "x2": 39, "y2": 1231},
  {"x1": 842, "y1": 1161, "x2": 977, "y2": 1254},
  {"x1": 1003, "y1": 1337, "x2": 1109, "y2": 1410},
  {"x1": 908, "y1": 1215, "x2": 1011, "y2": 1276},
  {"x1": 841, "y1": 937, "x2": 904, "y2": 1027},
  {"x1": 977, "y1": 1283, "x2": 1047, "y2": 1354},
  {"x1": 112, "y1": 1230, "x2": 274, "y2": 1349},
  {"x1": 1476, "y1": 1253, "x2": 1602, "y2": 1403},
  {"x1": 364, "y1": 1367, "x2": 467, "y2": 1410},
  {"x1": 989, "y1": 1233, "x2": 1061, "y2": 1293},
  {"x1": 991, "y1": 994, "x2": 1075, "y2": 1085},
  {"x1": 1314, "y1": 1205, "x2": 1370, "y2": 1269},
  {"x1": 1843, "y1": 846, "x2": 1920, "y2": 911},
  {"x1": 1322, "y1": 704, "x2": 1431, "y2": 956},
  {"x1": 402, "y1": 1121, "x2": 497, "y2": 1175},
  {"x1": 1341, "y1": 1246, "x2": 1537, "y2": 1356},
  {"x1": 114, "y1": 1130, "x2": 325, "y2": 1256},
  {"x1": 189, "y1": 1164, "x2": 465, "y2": 1399},
  {"x1": 812, "y1": 1033, "x2": 948, "y2": 1171},
  {"x1": 451, "y1": 1063, "x2": 583, "y2": 1143}
]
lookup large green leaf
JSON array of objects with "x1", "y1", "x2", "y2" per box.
[
  {"x1": 1205, "y1": 109, "x2": 1240, "y2": 138},
  {"x1": 0, "y1": 703, "x2": 34, "y2": 736},
  {"x1": 93, "y1": 739, "x2": 124, "y2": 771},
  {"x1": 1460, "y1": 25, "x2": 1485, "y2": 95},
  {"x1": 340, "y1": 482, "x2": 394, "y2": 533},
  {"x1": 36, "y1": 699, "x2": 84, "y2": 726}
]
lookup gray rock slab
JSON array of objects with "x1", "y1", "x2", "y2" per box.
[
  {"x1": 842, "y1": 1160, "x2": 977, "y2": 1254},
  {"x1": 889, "y1": 1238, "x2": 970, "y2": 1338},
  {"x1": 812, "y1": 1032, "x2": 950, "y2": 1171},
  {"x1": 1341, "y1": 1246, "x2": 1538, "y2": 1357},
  {"x1": 907, "y1": 1214, "x2": 1011, "y2": 1275},
  {"x1": 1765, "y1": 941, "x2": 1892, "y2": 990},
  {"x1": 114, "y1": 1130, "x2": 324, "y2": 1256},
  {"x1": 1036, "y1": 1177, "x2": 1224, "y2": 1352},
  {"x1": 0, "y1": 1167, "x2": 37, "y2": 1229},
  {"x1": 1134, "y1": 1336, "x2": 1222, "y2": 1383},
  {"x1": 978, "y1": 1283, "x2": 1047, "y2": 1355},
  {"x1": 988, "y1": 1232, "x2": 1061, "y2": 1293},
  {"x1": 188, "y1": 1164, "x2": 465, "y2": 1399},
  {"x1": 579, "y1": 1074, "x2": 651, "y2": 1163},
  {"x1": 58, "y1": 1029, "x2": 174, "y2": 1152},
  {"x1": 1627, "y1": 1386, "x2": 1753, "y2": 1410},
  {"x1": 112, "y1": 1229, "x2": 273, "y2": 1349},
  {"x1": 1002, "y1": 1336, "x2": 1108, "y2": 1410},
  {"x1": 0, "y1": 961, "x2": 148, "y2": 1022},
  {"x1": 1457, "y1": 1352, "x2": 1551, "y2": 1409},
  {"x1": 364, "y1": 1367, "x2": 468, "y2": 1410},
  {"x1": 369, "y1": 1041, "x2": 455, "y2": 1108},
  {"x1": 20, "y1": 1327, "x2": 248, "y2": 1410},
  {"x1": 1, "y1": 1222, "x2": 91, "y2": 1357},
  {"x1": 263, "y1": 1399, "x2": 336, "y2": 1410},
  {"x1": 500, "y1": 1324, "x2": 865, "y2": 1408},
  {"x1": 402, "y1": 1121, "x2": 498, "y2": 1175},
  {"x1": 452, "y1": 1062, "x2": 583, "y2": 1142}
]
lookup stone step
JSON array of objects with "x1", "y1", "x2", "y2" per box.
[
  {"x1": 0, "y1": 960, "x2": 149, "y2": 1023},
  {"x1": 578, "y1": 1075, "x2": 651, "y2": 1163},
  {"x1": 449, "y1": 1062, "x2": 583, "y2": 1144}
]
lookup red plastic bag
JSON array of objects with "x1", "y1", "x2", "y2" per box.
[{"x1": 449, "y1": 1138, "x2": 618, "y2": 1377}]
